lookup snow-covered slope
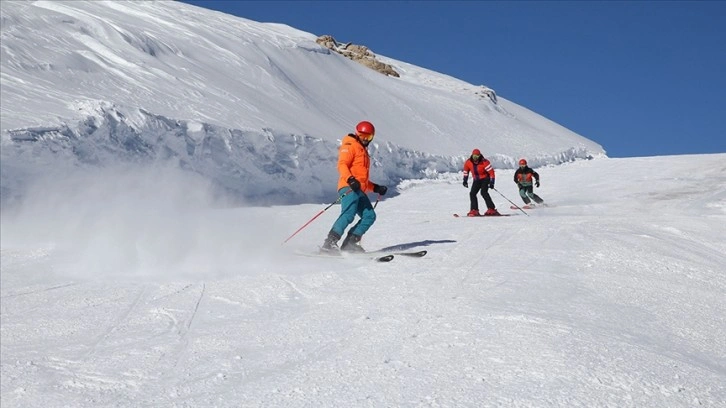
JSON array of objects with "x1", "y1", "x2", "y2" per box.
[
  {"x1": 1, "y1": 153, "x2": 724, "y2": 407},
  {"x1": 2, "y1": 4, "x2": 724, "y2": 405},
  {"x1": 0, "y1": 0, "x2": 604, "y2": 205}
]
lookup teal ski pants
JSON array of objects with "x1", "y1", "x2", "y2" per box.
[{"x1": 331, "y1": 187, "x2": 376, "y2": 237}]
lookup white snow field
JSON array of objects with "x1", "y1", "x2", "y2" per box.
[{"x1": 1, "y1": 153, "x2": 725, "y2": 407}]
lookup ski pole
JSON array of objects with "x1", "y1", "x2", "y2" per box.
[
  {"x1": 492, "y1": 187, "x2": 529, "y2": 216},
  {"x1": 282, "y1": 189, "x2": 352, "y2": 244},
  {"x1": 373, "y1": 194, "x2": 381, "y2": 209}
]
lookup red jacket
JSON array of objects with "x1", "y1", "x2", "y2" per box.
[
  {"x1": 336, "y1": 134, "x2": 373, "y2": 193},
  {"x1": 463, "y1": 156, "x2": 495, "y2": 182},
  {"x1": 514, "y1": 166, "x2": 540, "y2": 186}
]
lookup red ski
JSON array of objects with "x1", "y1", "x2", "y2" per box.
[{"x1": 453, "y1": 213, "x2": 514, "y2": 217}]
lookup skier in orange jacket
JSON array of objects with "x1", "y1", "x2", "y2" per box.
[
  {"x1": 462, "y1": 149, "x2": 500, "y2": 216},
  {"x1": 321, "y1": 121, "x2": 388, "y2": 253}
]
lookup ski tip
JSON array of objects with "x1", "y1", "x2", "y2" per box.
[
  {"x1": 376, "y1": 255, "x2": 395, "y2": 262},
  {"x1": 398, "y1": 250, "x2": 427, "y2": 257}
]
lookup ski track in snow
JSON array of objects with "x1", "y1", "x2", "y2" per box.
[{"x1": 2, "y1": 155, "x2": 726, "y2": 407}]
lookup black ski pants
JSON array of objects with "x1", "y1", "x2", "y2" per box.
[{"x1": 470, "y1": 179, "x2": 495, "y2": 211}]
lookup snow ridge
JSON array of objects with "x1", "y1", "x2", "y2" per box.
[{"x1": 3, "y1": 103, "x2": 597, "y2": 205}]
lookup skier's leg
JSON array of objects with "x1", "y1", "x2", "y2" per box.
[
  {"x1": 343, "y1": 196, "x2": 375, "y2": 252},
  {"x1": 519, "y1": 187, "x2": 531, "y2": 204},
  {"x1": 469, "y1": 182, "x2": 481, "y2": 211},
  {"x1": 350, "y1": 196, "x2": 376, "y2": 236},
  {"x1": 331, "y1": 189, "x2": 361, "y2": 236},
  {"x1": 482, "y1": 185, "x2": 496, "y2": 209}
]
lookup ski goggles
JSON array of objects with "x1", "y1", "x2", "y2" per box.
[
  {"x1": 472, "y1": 154, "x2": 480, "y2": 159},
  {"x1": 357, "y1": 131, "x2": 375, "y2": 143}
]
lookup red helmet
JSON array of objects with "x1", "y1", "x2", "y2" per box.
[
  {"x1": 356, "y1": 121, "x2": 375, "y2": 136},
  {"x1": 355, "y1": 121, "x2": 375, "y2": 144},
  {"x1": 519, "y1": 159, "x2": 527, "y2": 166},
  {"x1": 472, "y1": 149, "x2": 481, "y2": 156}
]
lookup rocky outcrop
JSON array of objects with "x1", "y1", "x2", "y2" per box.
[
  {"x1": 475, "y1": 86, "x2": 498, "y2": 104},
  {"x1": 316, "y1": 35, "x2": 400, "y2": 78}
]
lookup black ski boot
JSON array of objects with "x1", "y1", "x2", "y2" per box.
[
  {"x1": 340, "y1": 232, "x2": 365, "y2": 253},
  {"x1": 320, "y1": 231, "x2": 341, "y2": 253}
]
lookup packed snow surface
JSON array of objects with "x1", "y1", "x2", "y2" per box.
[{"x1": 2, "y1": 153, "x2": 725, "y2": 407}]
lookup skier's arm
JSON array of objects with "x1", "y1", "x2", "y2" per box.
[
  {"x1": 462, "y1": 160, "x2": 472, "y2": 179},
  {"x1": 337, "y1": 143, "x2": 355, "y2": 181},
  {"x1": 485, "y1": 161, "x2": 495, "y2": 183},
  {"x1": 462, "y1": 160, "x2": 471, "y2": 187}
]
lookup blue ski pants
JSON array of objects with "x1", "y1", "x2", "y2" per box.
[{"x1": 331, "y1": 187, "x2": 376, "y2": 237}]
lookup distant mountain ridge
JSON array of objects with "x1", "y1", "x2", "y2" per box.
[{"x1": 0, "y1": 0, "x2": 605, "y2": 205}]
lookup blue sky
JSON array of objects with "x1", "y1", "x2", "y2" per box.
[{"x1": 179, "y1": 1, "x2": 725, "y2": 158}]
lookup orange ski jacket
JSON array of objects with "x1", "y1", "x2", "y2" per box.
[{"x1": 337, "y1": 133, "x2": 373, "y2": 193}]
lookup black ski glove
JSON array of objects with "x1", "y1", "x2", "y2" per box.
[
  {"x1": 373, "y1": 184, "x2": 388, "y2": 196},
  {"x1": 347, "y1": 176, "x2": 361, "y2": 192},
  {"x1": 517, "y1": 183, "x2": 523, "y2": 189},
  {"x1": 535, "y1": 180, "x2": 540, "y2": 188},
  {"x1": 463, "y1": 178, "x2": 468, "y2": 188}
]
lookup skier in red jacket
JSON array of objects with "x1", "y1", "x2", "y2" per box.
[{"x1": 462, "y1": 149, "x2": 500, "y2": 216}]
